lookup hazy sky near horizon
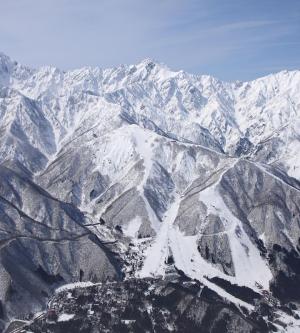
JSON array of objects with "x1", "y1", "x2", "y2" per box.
[{"x1": 0, "y1": 0, "x2": 299, "y2": 81}]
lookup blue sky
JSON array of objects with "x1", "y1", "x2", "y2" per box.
[{"x1": 0, "y1": 0, "x2": 299, "y2": 81}]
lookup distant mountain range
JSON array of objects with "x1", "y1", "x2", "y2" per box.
[{"x1": 1, "y1": 52, "x2": 300, "y2": 332}]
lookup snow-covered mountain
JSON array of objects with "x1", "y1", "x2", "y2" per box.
[{"x1": 1, "y1": 52, "x2": 300, "y2": 332}]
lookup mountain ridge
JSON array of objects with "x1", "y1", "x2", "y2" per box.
[{"x1": 1, "y1": 51, "x2": 300, "y2": 178}]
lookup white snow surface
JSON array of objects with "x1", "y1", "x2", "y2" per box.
[
  {"x1": 55, "y1": 282, "x2": 98, "y2": 294},
  {"x1": 139, "y1": 193, "x2": 181, "y2": 278},
  {"x1": 123, "y1": 217, "x2": 143, "y2": 238},
  {"x1": 58, "y1": 313, "x2": 75, "y2": 322},
  {"x1": 138, "y1": 183, "x2": 272, "y2": 307}
]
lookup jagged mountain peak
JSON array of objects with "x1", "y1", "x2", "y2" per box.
[
  {"x1": 0, "y1": 51, "x2": 15, "y2": 67},
  {"x1": 1, "y1": 50, "x2": 299, "y2": 85}
]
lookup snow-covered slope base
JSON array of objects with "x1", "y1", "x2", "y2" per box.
[{"x1": 1, "y1": 52, "x2": 300, "y2": 332}]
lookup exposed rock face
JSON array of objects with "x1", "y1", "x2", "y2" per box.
[
  {"x1": 197, "y1": 215, "x2": 235, "y2": 276},
  {"x1": 0, "y1": 52, "x2": 300, "y2": 332},
  {"x1": 0, "y1": 166, "x2": 120, "y2": 326},
  {"x1": 218, "y1": 160, "x2": 300, "y2": 251}
]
